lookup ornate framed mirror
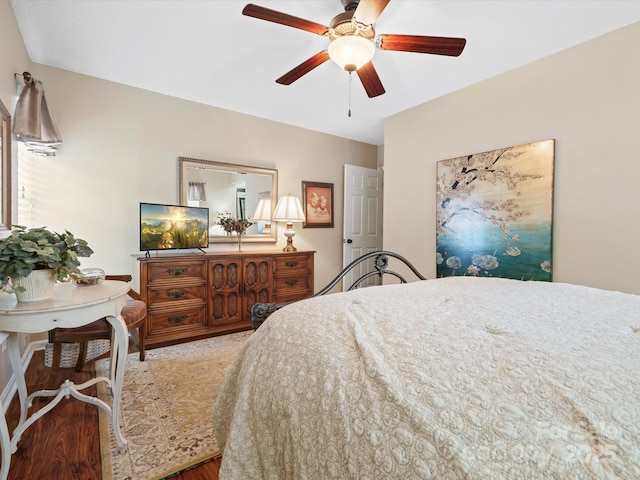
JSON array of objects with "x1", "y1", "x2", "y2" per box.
[
  {"x1": 0, "y1": 99, "x2": 11, "y2": 231},
  {"x1": 178, "y1": 157, "x2": 277, "y2": 244}
]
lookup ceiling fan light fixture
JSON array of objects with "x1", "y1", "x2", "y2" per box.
[{"x1": 328, "y1": 35, "x2": 375, "y2": 72}]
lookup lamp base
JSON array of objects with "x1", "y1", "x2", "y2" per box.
[
  {"x1": 282, "y1": 222, "x2": 297, "y2": 252},
  {"x1": 262, "y1": 222, "x2": 271, "y2": 235}
]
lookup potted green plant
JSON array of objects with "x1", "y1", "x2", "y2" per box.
[{"x1": 0, "y1": 226, "x2": 93, "y2": 301}]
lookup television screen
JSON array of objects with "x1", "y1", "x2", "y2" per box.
[{"x1": 140, "y1": 203, "x2": 209, "y2": 251}]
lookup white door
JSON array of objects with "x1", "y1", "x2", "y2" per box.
[{"x1": 343, "y1": 165, "x2": 383, "y2": 289}]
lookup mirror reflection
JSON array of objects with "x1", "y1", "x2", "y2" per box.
[{"x1": 178, "y1": 157, "x2": 277, "y2": 243}]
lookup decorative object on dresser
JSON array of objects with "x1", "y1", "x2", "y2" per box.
[
  {"x1": 0, "y1": 226, "x2": 93, "y2": 302},
  {"x1": 272, "y1": 195, "x2": 305, "y2": 251},
  {"x1": 215, "y1": 211, "x2": 253, "y2": 252},
  {"x1": 137, "y1": 251, "x2": 314, "y2": 348},
  {"x1": 302, "y1": 181, "x2": 334, "y2": 228}
]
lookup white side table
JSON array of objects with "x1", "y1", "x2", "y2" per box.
[{"x1": 0, "y1": 280, "x2": 130, "y2": 480}]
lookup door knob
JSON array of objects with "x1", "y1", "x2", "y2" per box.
[{"x1": 346, "y1": 239, "x2": 353, "y2": 244}]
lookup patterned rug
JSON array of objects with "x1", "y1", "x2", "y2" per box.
[{"x1": 96, "y1": 331, "x2": 251, "y2": 480}]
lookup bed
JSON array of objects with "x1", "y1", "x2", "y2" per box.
[{"x1": 212, "y1": 252, "x2": 640, "y2": 479}]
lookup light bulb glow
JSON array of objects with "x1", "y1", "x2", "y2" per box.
[{"x1": 328, "y1": 35, "x2": 375, "y2": 72}]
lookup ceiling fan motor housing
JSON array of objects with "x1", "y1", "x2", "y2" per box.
[
  {"x1": 329, "y1": 10, "x2": 375, "y2": 40},
  {"x1": 341, "y1": 0, "x2": 360, "y2": 12},
  {"x1": 328, "y1": 9, "x2": 376, "y2": 72}
]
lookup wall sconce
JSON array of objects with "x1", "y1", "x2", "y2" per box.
[
  {"x1": 272, "y1": 195, "x2": 305, "y2": 251},
  {"x1": 252, "y1": 198, "x2": 272, "y2": 235},
  {"x1": 13, "y1": 71, "x2": 62, "y2": 156}
]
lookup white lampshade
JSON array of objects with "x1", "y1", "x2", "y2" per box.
[
  {"x1": 252, "y1": 198, "x2": 272, "y2": 235},
  {"x1": 273, "y1": 195, "x2": 305, "y2": 223},
  {"x1": 328, "y1": 35, "x2": 375, "y2": 72},
  {"x1": 252, "y1": 198, "x2": 272, "y2": 221},
  {"x1": 273, "y1": 195, "x2": 305, "y2": 251}
]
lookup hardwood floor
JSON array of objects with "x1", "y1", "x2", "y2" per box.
[{"x1": 3, "y1": 349, "x2": 221, "y2": 479}]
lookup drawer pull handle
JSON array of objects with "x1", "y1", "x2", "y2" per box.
[
  {"x1": 168, "y1": 267, "x2": 188, "y2": 275},
  {"x1": 285, "y1": 279, "x2": 298, "y2": 286},
  {"x1": 168, "y1": 315, "x2": 188, "y2": 324},
  {"x1": 167, "y1": 290, "x2": 186, "y2": 299},
  {"x1": 285, "y1": 261, "x2": 298, "y2": 268}
]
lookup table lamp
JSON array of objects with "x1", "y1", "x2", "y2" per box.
[
  {"x1": 252, "y1": 198, "x2": 272, "y2": 235},
  {"x1": 272, "y1": 195, "x2": 305, "y2": 251}
]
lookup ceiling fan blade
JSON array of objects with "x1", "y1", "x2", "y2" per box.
[
  {"x1": 377, "y1": 34, "x2": 466, "y2": 56},
  {"x1": 353, "y1": 0, "x2": 391, "y2": 26},
  {"x1": 276, "y1": 51, "x2": 331, "y2": 85},
  {"x1": 242, "y1": 4, "x2": 328, "y2": 36},
  {"x1": 356, "y1": 62, "x2": 385, "y2": 98}
]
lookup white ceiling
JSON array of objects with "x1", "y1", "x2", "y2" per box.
[{"x1": 10, "y1": 1, "x2": 640, "y2": 145}]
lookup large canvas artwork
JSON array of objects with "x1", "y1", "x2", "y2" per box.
[{"x1": 436, "y1": 139, "x2": 554, "y2": 281}]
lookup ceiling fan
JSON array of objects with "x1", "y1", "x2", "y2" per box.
[{"x1": 242, "y1": 0, "x2": 466, "y2": 98}]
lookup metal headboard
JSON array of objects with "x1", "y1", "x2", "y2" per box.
[{"x1": 251, "y1": 250, "x2": 427, "y2": 329}]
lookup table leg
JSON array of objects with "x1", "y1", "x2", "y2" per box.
[
  {"x1": 6, "y1": 334, "x2": 28, "y2": 452},
  {"x1": 104, "y1": 314, "x2": 129, "y2": 453},
  {"x1": 0, "y1": 334, "x2": 24, "y2": 479},
  {"x1": 0, "y1": 394, "x2": 10, "y2": 480}
]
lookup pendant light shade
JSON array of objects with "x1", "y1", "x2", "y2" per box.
[{"x1": 328, "y1": 35, "x2": 375, "y2": 72}]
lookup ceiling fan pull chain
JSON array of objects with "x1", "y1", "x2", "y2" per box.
[{"x1": 348, "y1": 71, "x2": 352, "y2": 117}]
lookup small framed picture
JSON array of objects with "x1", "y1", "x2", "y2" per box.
[{"x1": 302, "y1": 181, "x2": 334, "y2": 228}]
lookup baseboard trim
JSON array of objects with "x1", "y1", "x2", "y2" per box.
[{"x1": 1, "y1": 339, "x2": 47, "y2": 412}]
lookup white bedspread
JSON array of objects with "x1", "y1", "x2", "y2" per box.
[{"x1": 212, "y1": 277, "x2": 640, "y2": 479}]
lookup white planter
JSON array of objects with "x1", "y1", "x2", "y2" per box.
[{"x1": 13, "y1": 269, "x2": 56, "y2": 302}]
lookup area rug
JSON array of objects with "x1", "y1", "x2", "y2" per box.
[{"x1": 96, "y1": 331, "x2": 251, "y2": 480}]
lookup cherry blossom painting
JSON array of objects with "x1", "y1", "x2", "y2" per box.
[{"x1": 436, "y1": 139, "x2": 554, "y2": 281}]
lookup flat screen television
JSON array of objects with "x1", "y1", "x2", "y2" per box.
[{"x1": 139, "y1": 202, "x2": 209, "y2": 252}]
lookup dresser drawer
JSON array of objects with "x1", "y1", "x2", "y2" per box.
[
  {"x1": 147, "y1": 261, "x2": 207, "y2": 284},
  {"x1": 274, "y1": 287, "x2": 312, "y2": 304},
  {"x1": 273, "y1": 274, "x2": 312, "y2": 301},
  {"x1": 274, "y1": 255, "x2": 311, "y2": 276},
  {"x1": 274, "y1": 273, "x2": 311, "y2": 292},
  {"x1": 148, "y1": 305, "x2": 207, "y2": 334},
  {"x1": 147, "y1": 284, "x2": 207, "y2": 308}
]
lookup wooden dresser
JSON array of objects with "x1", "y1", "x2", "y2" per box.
[{"x1": 137, "y1": 251, "x2": 314, "y2": 348}]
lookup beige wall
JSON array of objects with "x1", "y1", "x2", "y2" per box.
[
  {"x1": 0, "y1": 0, "x2": 32, "y2": 404},
  {"x1": 25, "y1": 65, "x2": 376, "y2": 290},
  {"x1": 384, "y1": 22, "x2": 640, "y2": 294},
  {"x1": 0, "y1": 1, "x2": 29, "y2": 106},
  {"x1": 2, "y1": 0, "x2": 377, "y2": 293},
  {"x1": 0, "y1": 0, "x2": 376, "y2": 393}
]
